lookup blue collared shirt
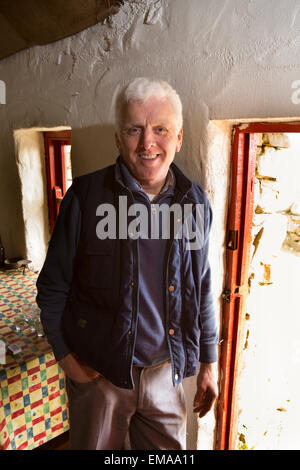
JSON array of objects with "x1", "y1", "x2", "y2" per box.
[{"x1": 119, "y1": 159, "x2": 175, "y2": 367}]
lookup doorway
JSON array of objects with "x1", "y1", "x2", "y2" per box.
[
  {"x1": 217, "y1": 123, "x2": 300, "y2": 450},
  {"x1": 14, "y1": 126, "x2": 71, "y2": 271}
]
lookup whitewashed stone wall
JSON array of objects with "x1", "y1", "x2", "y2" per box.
[{"x1": 1, "y1": 0, "x2": 300, "y2": 449}]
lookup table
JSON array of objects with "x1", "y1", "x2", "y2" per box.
[{"x1": 0, "y1": 269, "x2": 69, "y2": 450}]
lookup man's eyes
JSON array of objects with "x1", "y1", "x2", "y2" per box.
[
  {"x1": 125, "y1": 126, "x2": 168, "y2": 136},
  {"x1": 126, "y1": 127, "x2": 141, "y2": 135},
  {"x1": 154, "y1": 126, "x2": 168, "y2": 135}
]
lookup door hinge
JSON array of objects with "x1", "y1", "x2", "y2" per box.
[
  {"x1": 222, "y1": 288, "x2": 231, "y2": 303},
  {"x1": 227, "y1": 230, "x2": 238, "y2": 250}
]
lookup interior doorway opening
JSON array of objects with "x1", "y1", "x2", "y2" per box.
[
  {"x1": 217, "y1": 123, "x2": 300, "y2": 450},
  {"x1": 14, "y1": 126, "x2": 72, "y2": 272}
]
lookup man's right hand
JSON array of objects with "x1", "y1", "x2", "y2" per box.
[{"x1": 59, "y1": 353, "x2": 101, "y2": 383}]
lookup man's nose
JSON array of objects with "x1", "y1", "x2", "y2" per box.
[{"x1": 140, "y1": 128, "x2": 154, "y2": 149}]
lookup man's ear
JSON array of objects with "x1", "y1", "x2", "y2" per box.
[
  {"x1": 176, "y1": 128, "x2": 183, "y2": 152},
  {"x1": 115, "y1": 132, "x2": 121, "y2": 152}
]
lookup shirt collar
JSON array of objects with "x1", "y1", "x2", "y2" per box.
[{"x1": 119, "y1": 157, "x2": 175, "y2": 201}]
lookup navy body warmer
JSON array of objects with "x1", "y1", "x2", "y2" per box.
[{"x1": 37, "y1": 157, "x2": 218, "y2": 389}]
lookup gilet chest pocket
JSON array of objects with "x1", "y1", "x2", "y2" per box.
[{"x1": 87, "y1": 253, "x2": 113, "y2": 288}]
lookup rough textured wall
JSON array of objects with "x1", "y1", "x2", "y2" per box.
[
  {"x1": 2, "y1": 0, "x2": 300, "y2": 254},
  {"x1": 1, "y1": 0, "x2": 300, "y2": 448}
]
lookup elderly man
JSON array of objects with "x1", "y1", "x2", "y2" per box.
[{"x1": 36, "y1": 77, "x2": 218, "y2": 450}]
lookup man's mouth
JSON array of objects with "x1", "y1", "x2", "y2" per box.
[{"x1": 139, "y1": 154, "x2": 159, "y2": 160}]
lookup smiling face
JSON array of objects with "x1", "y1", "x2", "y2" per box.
[{"x1": 115, "y1": 96, "x2": 183, "y2": 194}]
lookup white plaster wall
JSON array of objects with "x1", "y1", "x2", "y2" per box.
[
  {"x1": 1, "y1": 0, "x2": 300, "y2": 448},
  {"x1": 14, "y1": 129, "x2": 49, "y2": 271}
]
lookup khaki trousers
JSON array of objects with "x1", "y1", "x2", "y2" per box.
[{"x1": 66, "y1": 360, "x2": 187, "y2": 450}]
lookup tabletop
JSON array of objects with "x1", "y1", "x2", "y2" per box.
[{"x1": 0, "y1": 269, "x2": 69, "y2": 450}]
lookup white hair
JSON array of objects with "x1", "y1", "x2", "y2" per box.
[{"x1": 115, "y1": 77, "x2": 183, "y2": 133}]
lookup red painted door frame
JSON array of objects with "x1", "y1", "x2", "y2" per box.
[{"x1": 216, "y1": 121, "x2": 300, "y2": 450}]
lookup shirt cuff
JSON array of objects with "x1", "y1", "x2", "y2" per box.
[
  {"x1": 45, "y1": 332, "x2": 71, "y2": 362},
  {"x1": 199, "y1": 342, "x2": 218, "y2": 363}
]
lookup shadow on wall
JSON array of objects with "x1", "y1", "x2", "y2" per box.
[
  {"x1": 71, "y1": 124, "x2": 119, "y2": 177},
  {"x1": 0, "y1": 134, "x2": 26, "y2": 261},
  {"x1": 13, "y1": 125, "x2": 118, "y2": 272}
]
